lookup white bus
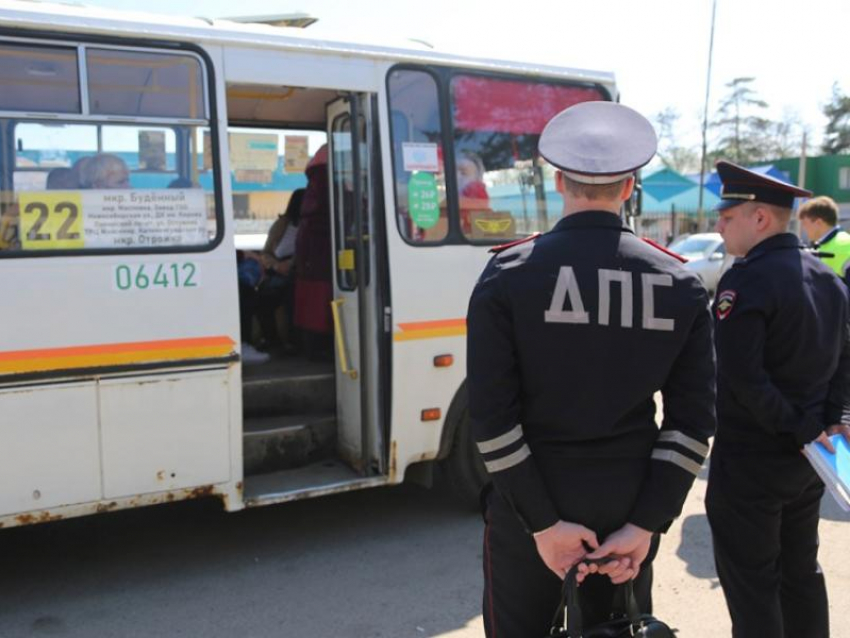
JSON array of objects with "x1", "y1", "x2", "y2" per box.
[{"x1": 0, "y1": 0, "x2": 618, "y2": 529}]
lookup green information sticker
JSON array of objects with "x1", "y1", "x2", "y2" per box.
[{"x1": 407, "y1": 172, "x2": 440, "y2": 230}]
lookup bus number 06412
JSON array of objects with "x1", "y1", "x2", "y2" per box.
[{"x1": 114, "y1": 263, "x2": 198, "y2": 291}]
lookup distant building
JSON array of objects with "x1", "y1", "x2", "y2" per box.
[
  {"x1": 638, "y1": 165, "x2": 719, "y2": 243},
  {"x1": 767, "y1": 155, "x2": 850, "y2": 222}
]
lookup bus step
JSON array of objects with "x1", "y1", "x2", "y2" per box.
[
  {"x1": 242, "y1": 370, "x2": 335, "y2": 416},
  {"x1": 243, "y1": 413, "x2": 337, "y2": 475},
  {"x1": 244, "y1": 459, "x2": 388, "y2": 506}
]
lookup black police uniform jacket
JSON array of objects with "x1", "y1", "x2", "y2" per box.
[
  {"x1": 467, "y1": 211, "x2": 717, "y2": 535},
  {"x1": 713, "y1": 233, "x2": 850, "y2": 456}
]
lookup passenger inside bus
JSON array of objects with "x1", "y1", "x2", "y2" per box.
[
  {"x1": 70, "y1": 156, "x2": 93, "y2": 188},
  {"x1": 46, "y1": 167, "x2": 78, "y2": 190},
  {"x1": 456, "y1": 150, "x2": 490, "y2": 235},
  {"x1": 241, "y1": 188, "x2": 304, "y2": 358},
  {"x1": 293, "y1": 144, "x2": 334, "y2": 361},
  {"x1": 237, "y1": 251, "x2": 270, "y2": 365},
  {"x1": 80, "y1": 153, "x2": 131, "y2": 189}
]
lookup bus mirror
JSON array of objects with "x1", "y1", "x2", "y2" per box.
[{"x1": 625, "y1": 181, "x2": 642, "y2": 218}]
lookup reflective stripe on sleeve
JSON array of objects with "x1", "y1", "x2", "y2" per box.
[
  {"x1": 657, "y1": 431, "x2": 710, "y2": 458},
  {"x1": 484, "y1": 444, "x2": 531, "y2": 473},
  {"x1": 476, "y1": 424, "x2": 523, "y2": 454},
  {"x1": 651, "y1": 449, "x2": 702, "y2": 476}
]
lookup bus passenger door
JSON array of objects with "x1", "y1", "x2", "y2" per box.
[{"x1": 326, "y1": 96, "x2": 385, "y2": 476}]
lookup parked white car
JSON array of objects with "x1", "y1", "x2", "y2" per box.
[{"x1": 668, "y1": 232, "x2": 735, "y2": 295}]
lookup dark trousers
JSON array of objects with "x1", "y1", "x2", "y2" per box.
[
  {"x1": 482, "y1": 489, "x2": 656, "y2": 638},
  {"x1": 706, "y1": 450, "x2": 829, "y2": 638},
  {"x1": 238, "y1": 274, "x2": 295, "y2": 347},
  {"x1": 255, "y1": 272, "x2": 295, "y2": 347},
  {"x1": 239, "y1": 282, "x2": 258, "y2": 343}
]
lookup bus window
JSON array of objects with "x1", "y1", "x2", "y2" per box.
[
  {"x1": 387, "y1": 69, "x2": 448, "y2": 244},
  {"x1": 0, "y1": 43, "x2": 80, "y2": 113},
  {"x1": 0, "y1": 42, "x2": 220, "y2": 254},
  {"x1": 87, "y1": 48, "x2": 205, "y2": 119},
  {"x1": 450, "y1": 74, "x2": 607, "y2": 241}
]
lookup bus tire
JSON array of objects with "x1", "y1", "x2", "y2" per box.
[{"x1": 443, "y1": 408, "x2": 489, "y2": 509}]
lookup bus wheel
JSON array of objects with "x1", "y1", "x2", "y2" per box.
[{"x1": 443, "y1": 409, "x2": 488, "y2": 509}]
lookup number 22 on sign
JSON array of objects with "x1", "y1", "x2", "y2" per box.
[{"x1": 19, "y1": 191, "x2": 85, "y2": 249}]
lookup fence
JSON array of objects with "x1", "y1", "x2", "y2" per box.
[{"x1": 636, "y1": 207, "x2": 719, "y2": 245}]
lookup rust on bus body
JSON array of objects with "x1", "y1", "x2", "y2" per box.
[{"x1": 6, "y1": 484, "x2": 224, "y2": 529}]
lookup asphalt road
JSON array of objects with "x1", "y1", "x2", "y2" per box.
[{"x1": 0, "y1": 469, "x2": 847, "y2": 638}]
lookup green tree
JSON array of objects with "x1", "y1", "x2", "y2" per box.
[
  {"x1": 711, "y1": 77, "x2": 774, "y2": 164},
  {"x1": 654, "y1": 107, "x2": 700, "y2": 173},
  {"x1": 822, "y1": 83, "x2": 850, "y2": 154}
]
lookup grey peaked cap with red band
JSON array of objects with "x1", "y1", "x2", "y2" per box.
[{"x1": 538, "y1": 101, "x2": 657, "y2": 184}]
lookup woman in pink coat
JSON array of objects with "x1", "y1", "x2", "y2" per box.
[{"x1": 293, "y1": 145, "x2": 334, "y2": 359}]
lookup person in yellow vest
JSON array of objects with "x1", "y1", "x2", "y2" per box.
[{"x1": 798, "y1": 195, "x2": 850, "y2": 287}]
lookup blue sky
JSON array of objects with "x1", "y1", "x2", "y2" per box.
[{"x1": 73, "y1": 0, "x2": 850, "y2": 151}]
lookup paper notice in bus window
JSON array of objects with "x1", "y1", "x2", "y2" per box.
[
  {"x1": 84, "y1": 190, "x2": 208, "y2": 248},
  {"x1": 402, "y1": 143, "x2": 439, "y2": 173},
  {"x1": 229, "y1": 133, "x2": 279, "y2": 171},
  {"x1": 139, "y1": 131, "x2": 166, "y2": 171},
  {"x1": 284, "y1": 136, "x2": 309, "y2": 173},
  {"x1": 234, "y1": 169, "x2": 273, "y2": 184},
  {"x1": 203, "y1": 131, "x2": 212, "y2": 171},
  {"x1": 18, "y1": 190, "x2": 209, "y2": 250}
]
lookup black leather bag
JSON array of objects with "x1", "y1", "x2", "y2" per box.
[{"x1": 548, "y1": 567, "x2": 675, "y2": 637}]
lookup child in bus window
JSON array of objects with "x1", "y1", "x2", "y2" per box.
[{"x1": 456, "y1": 150, "x2": 490, "y2": 235}]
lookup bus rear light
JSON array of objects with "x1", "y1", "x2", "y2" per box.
[
  {"x1": 421, "y1": 408, "x2": 441, "y2": 422},
  {"x1": 433, "y1": 354, "x2": 454, "y2": 367}
]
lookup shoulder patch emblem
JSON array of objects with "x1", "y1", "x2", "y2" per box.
[{"x1": 716, "y1": 290, "x2": 737, "y2": 320}]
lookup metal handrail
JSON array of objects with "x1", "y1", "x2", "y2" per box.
[{"x1": 330, "y1": 298, "x2": 358, "y2": 380}]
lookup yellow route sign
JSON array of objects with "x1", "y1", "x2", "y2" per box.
[{"x1": 19, "y1": 191, "x2": 85, "y2": 250}]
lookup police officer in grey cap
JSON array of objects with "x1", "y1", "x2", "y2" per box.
[{"x1": 466, "y1": 101, "x2": 717, "y2": 636}]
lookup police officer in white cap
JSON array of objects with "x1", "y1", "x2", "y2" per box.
[{"x1": 466, "y1": 101, "x2": 717, "y2": 636}]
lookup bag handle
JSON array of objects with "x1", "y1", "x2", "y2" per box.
[
  {"x1": 549, "y1": 567, "x2": 582, "y2": 636},
  {"x1": 549, "y1": 562, "x2": 643, "y2": 636}
]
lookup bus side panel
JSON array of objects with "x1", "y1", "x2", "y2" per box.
[
  {"x1": 210, "y1": 42, "x2": 246, "y2": 512},
  {"x1": 0, "y1": 382, "x2": 101, "y2": 516},
  {"x1": 386, "y1": 246, "x2": 483, "y2": 481},
  {"x1": 223, "y1": 47, "x2": 379, "y2": 92},
  {"x1": 373, "y1": 82, "x2": 484, "y2": 480},
  {"x1": 0, "y1": 41, "x2": 243, "y2": 522},
  {"x1": 99, "y1": 370, "x2": 231, "y2": 499}
]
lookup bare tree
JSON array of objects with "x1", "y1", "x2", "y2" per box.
[
  {"x1": 822, "y1": 83, "x2": 850, "y2": 155},
  {"x1": 654, "y1": 107, "x2": 700, "y2": 173},
  {"x1": 763, "y1": 108, "x2": 809, "y2": 160}
]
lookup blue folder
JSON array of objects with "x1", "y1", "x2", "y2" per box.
[{"x1": 803, "y1": 434, "x2": 850, "y2": 512}]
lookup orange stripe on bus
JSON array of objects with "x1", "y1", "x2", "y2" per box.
[
  {"x1": 394, "y1": 318, "x2": 467, "y2": 342},
  {"x1": 0, "y1": 336, "x2": 235, "y2": 363},
  {"x1": 393, "y1": 326, "x2": 467, "y2": 342},
  {"x1": 397, "y1": 319, "x2": 466, "y2": 332},
  {"x1": 0, "y1": 346, "x2": 234, "y2": 375}
]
